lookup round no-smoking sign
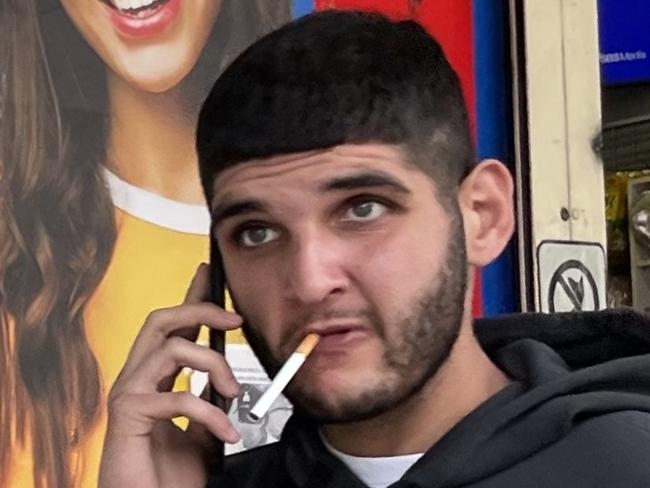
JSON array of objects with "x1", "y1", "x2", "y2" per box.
[
  {"x1": 547, "y1": 259, "x2": 599, "y2": 312},
  {"x1": 537, "y1": 241, "x2": 606, "y2": 313}
]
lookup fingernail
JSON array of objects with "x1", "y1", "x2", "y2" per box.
[
  {"x1": 226, "y1": 426, "x2": 241, "y2": 444},
  {"x1": 224, "y1": 313, "x2": 243, "y2": 326},
  {"x1": 229, "y1": 382, "x2": 240, "y2": 398}
]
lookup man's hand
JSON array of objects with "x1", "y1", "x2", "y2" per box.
[{"x1": 99, "y1": 263, "x2": 243, "y2": 488}]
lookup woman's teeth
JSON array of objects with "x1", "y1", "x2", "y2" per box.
[{"x1": 111, "y1": 0, "x2": 160, "y2": 11}]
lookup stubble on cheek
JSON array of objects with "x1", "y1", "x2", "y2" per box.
[
  {"x1": 230, "y1": 220, "x2": 467, "y2": 424},
  {"x1": 284, "y1": 243, "x2": 466, "y2": 423},
  {"x1": 239, "y1": 320, "x2": 283, "y2": 378}
]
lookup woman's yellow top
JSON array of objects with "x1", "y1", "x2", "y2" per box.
[{"x1": 8, "y1": 170, "x2": 215, "y2": 487}]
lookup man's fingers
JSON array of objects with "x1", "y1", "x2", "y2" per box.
[
  {"x1": 186, "y1": 417, "x2": 219, "y2": 452},
  {"x1": 123, "y1": 303, "x2": 242, "y2": 374},
  {"x1": 127, "y1": 337, "x2": 240, "y2": 398},
  {"x1": 112, "y1": 391, "x2": 241, "y2": 444}
]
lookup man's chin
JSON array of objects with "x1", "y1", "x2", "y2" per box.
[
  {"x1": 286, "y1": 378, "x2": 403, "y2": 424},
  {"x1": 289, "y1": 395, "x2": 387, "y2": 424}
]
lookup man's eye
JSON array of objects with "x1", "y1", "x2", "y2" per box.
[
  {"x1": 342, "y1": 201, "x2": 387, "y2": 222},
  {"x1": 237, "y1": 226, "x2": 279, "y2": 248}
]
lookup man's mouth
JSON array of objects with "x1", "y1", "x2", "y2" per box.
[
  {"x1": 300, "y1": 324, "x2": 369, "y2": 355},
  {"x1": 309, "y1": 325, "x2": 358, "y2": 337}
]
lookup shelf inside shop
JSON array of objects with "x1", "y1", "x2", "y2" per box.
[{"x1": 601, "y1": 84, "x2": 650, "y2": 172}]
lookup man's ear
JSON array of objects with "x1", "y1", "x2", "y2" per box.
[{"x1": 457, "y1": 159, "x2": 515, "y2": 267}]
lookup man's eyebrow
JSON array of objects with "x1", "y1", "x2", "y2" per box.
[
  {"x1": 211, "y1": 199, "x2": 268, "y2": 227},
  {"x1": 211, "y1": 171, "x2": 410, "y2": 226},
  {"x1": 319, "y1": 170, "x2": 412, "y2": 194}
]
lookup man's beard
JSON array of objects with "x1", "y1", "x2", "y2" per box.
[{"x1": 239, "y1": 220, "x2": 467, "y2": 424}]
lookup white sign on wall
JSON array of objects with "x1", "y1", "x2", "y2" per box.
[{"x1": 537, "y1": 241, "x2": 607, "y2": 313}]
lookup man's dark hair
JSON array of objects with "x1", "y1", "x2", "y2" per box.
[{"x1": 196, "y1": 10, "x2": 474, "y2": 207}]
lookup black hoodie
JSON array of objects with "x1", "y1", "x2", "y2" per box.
[{"x1": 212, "y1": 309, "x2": 650, "y2": 487}]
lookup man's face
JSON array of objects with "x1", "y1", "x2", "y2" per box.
[{"x1": 212, "y1": 143, "x2": 468, "y2": 423}]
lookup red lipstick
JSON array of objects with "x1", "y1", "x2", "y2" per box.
[{"x1": 107, "y1": 0, "x2": 181, "y2": 40}]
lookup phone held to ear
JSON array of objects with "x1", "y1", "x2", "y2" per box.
[{"x1": 208, "y1": 237, "x2": 227, "y2": 475}]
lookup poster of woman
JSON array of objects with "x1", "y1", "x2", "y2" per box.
[
  {"x1": 0, "y1": 1, "x2": 290, "y2": 486},
  {"x1": 0, "y1": 1, "x2": 476, "y2": 486}
]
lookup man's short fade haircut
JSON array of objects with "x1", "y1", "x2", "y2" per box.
[{"x1": 196, "y1": 9, "x2": 475, "y2": 207}]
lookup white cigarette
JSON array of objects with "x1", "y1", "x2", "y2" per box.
[{"x1": 249, "y1": 333, "x2": 320, "y2": 421}]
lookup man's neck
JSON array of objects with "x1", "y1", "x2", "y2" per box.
[
  {"x1": 322, "y1": 326, "x2": 510, "y2": 457},
  {"x1": 104, "y1": 73, "x2": 205, "y2": 205}
]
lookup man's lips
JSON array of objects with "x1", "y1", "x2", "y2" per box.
[
  {"x1": 295, "y1": 323, "x2": 370, "y2": 356},
  {"x1": 308, "y1": 324, "x2": 364, "y2": 336}
]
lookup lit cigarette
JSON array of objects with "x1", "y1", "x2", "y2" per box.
[{"x1": 249, "y1": 333, "x2": 320, "y2": 421}]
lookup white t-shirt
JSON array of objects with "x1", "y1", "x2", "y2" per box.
[{"x1": 320, "y1": 433, "x2": 424, "y2": 488}]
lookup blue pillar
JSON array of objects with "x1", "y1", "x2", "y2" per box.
[{"x1": 474, "y1": 0, "x2": 519, "y2": 314}]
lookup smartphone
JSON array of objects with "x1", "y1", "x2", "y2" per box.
[{"x1": 208, "y1": 234, "x2": 227, "y2": 474}]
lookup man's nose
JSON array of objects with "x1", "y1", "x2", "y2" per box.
[{"x1": 282, "y1": 229, "x2": 349, "y2": 306}]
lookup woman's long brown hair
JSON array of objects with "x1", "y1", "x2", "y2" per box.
[{"x1": 0, "y1": 1, "x2": 291, "y2": 486}]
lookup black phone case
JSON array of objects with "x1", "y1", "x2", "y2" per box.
[{"x1": 208, "y1": 236, "x2": 227, "y2": 475}]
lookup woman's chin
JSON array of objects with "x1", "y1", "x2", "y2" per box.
[{"x1": 110, "y1": 60, "x2": 195, "y2": 94}]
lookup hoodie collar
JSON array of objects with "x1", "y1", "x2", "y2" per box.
[{"x1": 281, "y1": 310, "x2": 650, "y2": 488}]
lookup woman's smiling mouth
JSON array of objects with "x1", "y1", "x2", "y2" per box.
[{"x1": 102, "y1": 0, "x2": 181, "y2": 39}]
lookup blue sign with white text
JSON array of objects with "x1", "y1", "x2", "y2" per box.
[{"x1": 599, "y1": 0, "x2": 650, "y2": 85}]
